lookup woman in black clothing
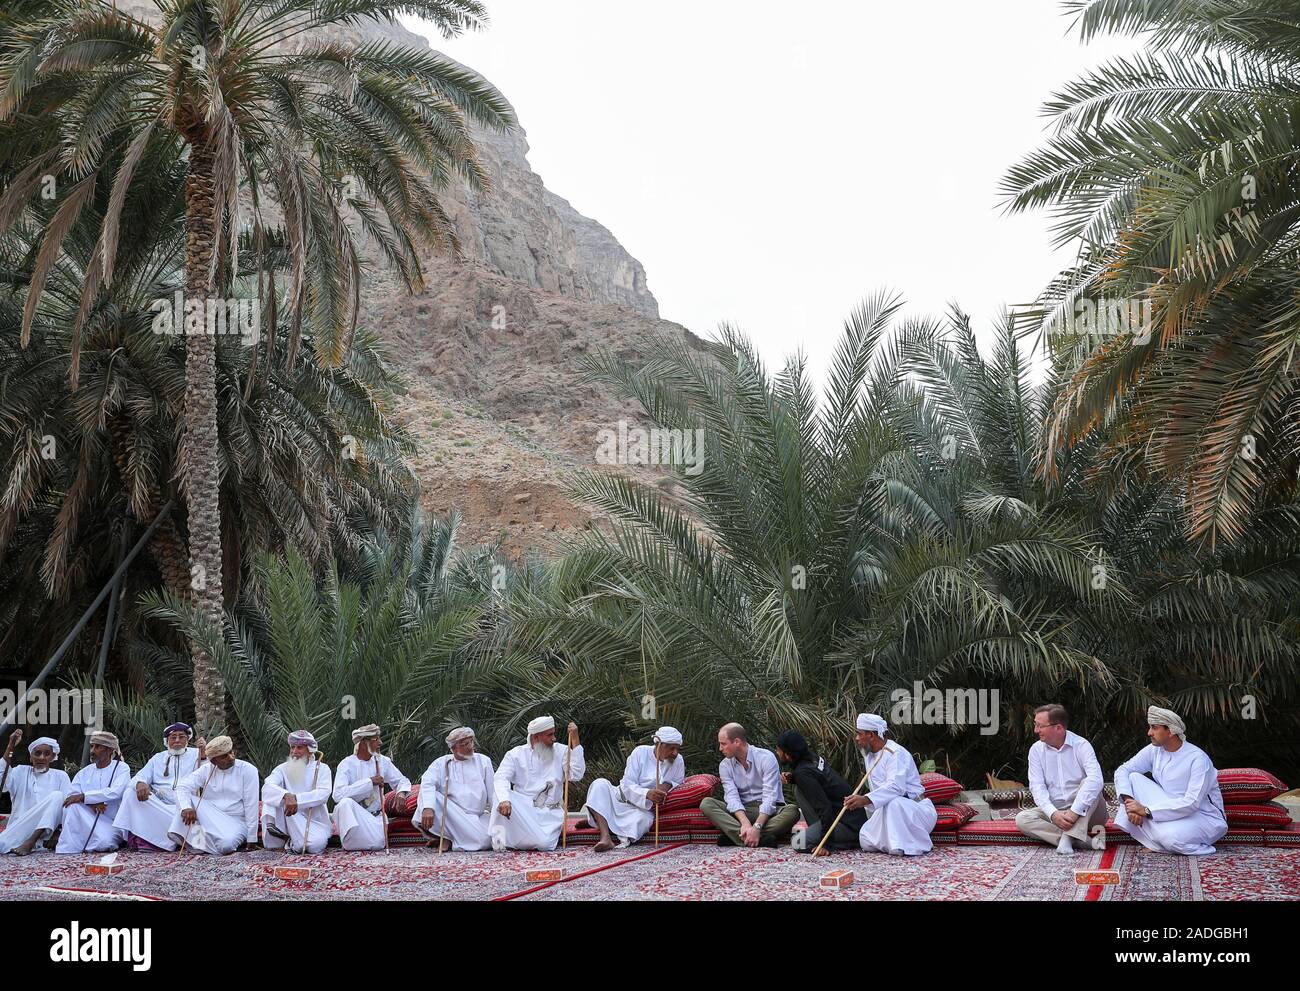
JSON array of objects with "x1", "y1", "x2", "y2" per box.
[{"x1": 775, "y1": 730, "x2": 865, "y2": 853}]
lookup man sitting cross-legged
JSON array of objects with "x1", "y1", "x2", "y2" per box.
[{"x1": 1015, "y1": 704, "x2": 1107, "y2": 855}]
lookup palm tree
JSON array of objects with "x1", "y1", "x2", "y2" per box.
[
  {"x1": 1000, "y1": 0, "x2": 1300, "y2": 546},
  {"x1": 0, "y1": 0, "x2": 514, "y2": 732},
  {"x1": 122, "y1": 512, "x2": 548, "y2": 772}
]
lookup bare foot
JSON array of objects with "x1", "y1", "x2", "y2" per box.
[
  {"x1": 438, "y1": 838, "x2": 451, "y2": 853},
  {"x1": 592, "y1": 838, "x2": 615, "y2": 852}
]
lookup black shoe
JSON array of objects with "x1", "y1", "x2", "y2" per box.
[
  {"x1": 716, "y1": 835, "x2": 732, "y2": 846},
  {"x1": 265, "y1": 824, "x2": 290, "y2": 842},
  {"x1": 758, "y1": 835, "x2": 778, "y2": 848}
]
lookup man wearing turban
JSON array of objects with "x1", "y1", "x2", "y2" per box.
[
  {"x1": 115, "y1": 722, "x2": 206, "y2": 851},
  {"x1": 1112, "y1": 706, "x2": 1228, "y2": 855},
  {"x1": 836, "y1": 714, "x2": 937, "y2": 856},
  {"x1": 262, "y1": 730, "x2": 333, "y2": 854},
  {"x1": 489, "y1": 716, "x2": 586, "y2": 851},
  {"x1": 0, "y1": 730, "x2": 74, "y2": 855},
  {"x1": 581, "y1": 727, "x2": 686, "y2": 851},
  {"x1": 56, "y1": 731, "x2": 130, "y2": 854},
  {"x1": 167, "y1": 736, "x2": 260, "y2": 854},
  {"x1": 415, "y1": 727, "x2": 495, "y2": 851},
  {"x1": 331, "y1": 725, "x2": 411, "y2": 850}
]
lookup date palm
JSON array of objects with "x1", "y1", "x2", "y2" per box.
[
  {"x1": 1001, "y1": 0, "x2": 1300, "y2": 546},
  {"x1": 0, "y1": 0, "x2": 514, "y2": 732}
]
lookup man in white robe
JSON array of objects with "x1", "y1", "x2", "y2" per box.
[
  {"x1": 56, "y1": 731, "x2": 131, "y2": 854},
  {"x1": 1015, "y1": 704, "x2": 1108, "y2": 854},
  {"x1": 168, "y1": 735, "x2": 260, "y2": 854},
  {"x1": 332, "y1": 724, "x2": 411, "y2": 851},
  {"x1": 833, "y1": 714, "x2": 936, "y2": 857},
  {"x1": 262, "y1": 730, "x2": 333, "y2": 854},
  {"x1": 114, "y1": 722, "x2": 205, "y2": 852},
  {"x1": 490, "y1": 717, "x2": 585, "y2": 851},
  {"x1": 415, "y1": 727, "x2": 495, "y2": 851},
  {"x1": 0, "y1": 732, "x2": 74, "y2": 855},
  {"x1": 582, "y1": 726, "x2": 685, "y2": 851},
  {"x1": 1113, "y1": 706, "x2": 1228, "y2": 856}
]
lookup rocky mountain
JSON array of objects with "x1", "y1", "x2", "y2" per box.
[{"x1": 118, "y1": 6, "x2": 700, "y2": 555}]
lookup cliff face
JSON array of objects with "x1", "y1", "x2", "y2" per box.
[{"x1": 120, "y1": 6, "x2": 697, "y2": 554}]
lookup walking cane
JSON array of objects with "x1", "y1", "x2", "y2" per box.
[
  {"x1": 561, "y1": 744, "x2": 572, "y2": 850},
  {"x1": 654, "y1": 745, "x2": 661, "y2": 848},
  {"x1": 81, "y1": 754, "x2": 123, "y2": 854},
  {"x1": 294, "y1": 750, "x2": 326, "y2": 855},
  {"x1": 439, "y1": 760, "x2": 451, "y2": 854},
  {"x1": 179, "y1": 762, "x2": 218, "y2": 855},
  {"x1": 374, "y1": 756, "x2": 388, "y2": 850},
  {"x1": 810, "y1": 746, "x2": 888, "y2": 856},
  {"x1": 0, "y1": 729, "x2": 20, "y2": 797}
]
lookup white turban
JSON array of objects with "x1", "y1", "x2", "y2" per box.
[
  {"x1": 653, "y1": 726, "x2": 683, "y2": 746},
  {"x1": 526, "y1": 716, "x2": 555, "y2": 737},
  {"x1": 205, "y1": 735, "x2": 234, "y2": 757},
  {"x1": 28, "y1": 736, "x2": 59, "y2": 756},
  {"x1": 351, "y1": 724, "x2": 380, "y2": 742},
  {"x1": 856, "y1": 713, "x2": 887, "y2": 735},
  {"x1": 445, "y1": 727, "x2": 475, "y2": 747},
  {"x1": 1147, "y1": 706, "x2": 1186, "y2": 740}
]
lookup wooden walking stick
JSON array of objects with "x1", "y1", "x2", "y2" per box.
[
  {"x1": 178, "y1": 761, "x2": 218, "y2": 855},
  {"x1": 374, "y1": 756, "x2": 388, "y2": 850},
  {"x1": 294, "y1": 750, "x2": 326, "y2": 855},
  {"x1": 0, "y1": 729, "x2": 20, "y2": 797},
  {"x1": 439, "y1": 760, "x2": 451, "y2": 854},
  {"x1": 654, "y1": 744, "x2": 661, "y2": 848},
  {"x1": 561, "y1": 743, "x2": 572, "y2": 850},
  {"x1": 810, "y1": 747, "x2": 888, "y2": 857}
]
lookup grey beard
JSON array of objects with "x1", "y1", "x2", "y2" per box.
[{"x1": 531, "y1": 743, "x2": 555, "y2": 766}]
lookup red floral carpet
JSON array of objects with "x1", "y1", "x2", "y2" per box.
[{"x1": 0, "y1": 843, "x2": 1296, "y2": 901}]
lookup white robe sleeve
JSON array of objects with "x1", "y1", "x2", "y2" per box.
[
  {"x1": 1114, "y1": 745, "x2": 1154, "y2": 799},
  {"x1": 298, "y1": 763, "x2": 332, "y2": 812},
  {"x1": 176, "y1": 765, "x2": 204, "y2": 810},
  {"x1": 481, "y1": 757, "x2": 496, "y2": 813},
  {"x1": 618, "y1": 748, "x2": 653, "y2": 810},
  {"x1": 1070, "y1": 737, "x2": 1105, "y2": 817},
  {"x1": 335, "y1": 759, "x2": 378, "y2": 802},
  {"x1": 561, "y1": 744, "x2": 585, "y2": 782},
  {"x1": 129, "y1": 754, "x2": 156, "y2": 791},
  {"x1": 866, "y1": 750, "x2": 909, "y2": 809},
  {"x1": 1149, "y1": 750, "x2": 1217, "y2": 822},
  {"x1": 494, "y1": 749, "x2": 520, "y2": 804},
  {"x1": 262, "y1": 766, "x2": 288, "y2": 807},
  {"x1": 242, "y1": 765, "x2": 260, "y2": 844},
  {"x1": 667, "y1": 755, "x2": 686, "y2": 789},
  {"x1": 383, "y1": 756, "x2": 411, "y2": 795},
  {"x1": 0, "y1": 757, "x2": 14, "y2": 798}
]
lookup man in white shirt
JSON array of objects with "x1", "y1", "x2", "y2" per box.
[
  {"x1": 0, "y1": 732, "x2": 74, "y2": 855},
  {"x1": 699, "y1": 723, "x2": 799, "y2": 847},
  {"x1": 1015, "y1": 704, "x2": 1107, "y2": 854},
  {"x1": 262, "y1": 730, "x2": 333, "y2": 854},
  {"x1": 838, "y1": 714, "x2": 937, "y2": 856},
  {"x1": 1112, "y1": 706, "x2": 1228, "y2": 856}
]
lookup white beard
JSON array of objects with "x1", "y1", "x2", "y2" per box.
[
  {"x1": 167, "y1": 745, "x2": 188, "y2": 757},
  {"x1": 284, "y1": 756, "x2": 309, "y2": 792},
  {"x1": 531, "y1": 743, "x2": 555, "y2": 767},
  {"x1": 33, "y1": 765, "x2": 49, "y2": 775}
]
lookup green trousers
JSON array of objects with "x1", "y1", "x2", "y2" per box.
[{"x1": 700, "y1": 797, "x2": 800, "y2": 846}]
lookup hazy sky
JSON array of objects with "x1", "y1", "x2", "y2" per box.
[{"x1": 406, "y1": 1, "x2": 1135, "y2": 382}]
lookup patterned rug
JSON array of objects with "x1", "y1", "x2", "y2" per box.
[{"x1": 1, "y1": 842, "x2": 1296, "y2": 901}]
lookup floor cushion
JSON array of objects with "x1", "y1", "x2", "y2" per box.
[
  {"x1": 662, "y1": 773, "x2": 719, "y2": 812},
  {"x1": 1217, "y1": 768, "x2": 1288, "y2": 804},
  {"x1": 1225, "y1": 802, "x2": 1291, "y2": 828},
  {"x1": 920, "y1": 772, "x2": 962, "y2": 804},
  {"x1": 933, "y1": 802, "x2": 978, "y2": 832}
]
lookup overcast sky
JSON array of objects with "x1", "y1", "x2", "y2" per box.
[{"x1": 405, "y1": 1, "x2": 1135, "y2": 383}]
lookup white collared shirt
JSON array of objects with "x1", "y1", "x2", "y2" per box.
[
  {"x1": 719, "y1": 745, "x2": 784, "y2": 816},
  {"x1": 1028, "y1": 730, "x2": 1104, "y2": 817}
]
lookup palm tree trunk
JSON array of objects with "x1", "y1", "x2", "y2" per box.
[{"x1": 182, "y1": 137, "x2": 226, "y2": 736}]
